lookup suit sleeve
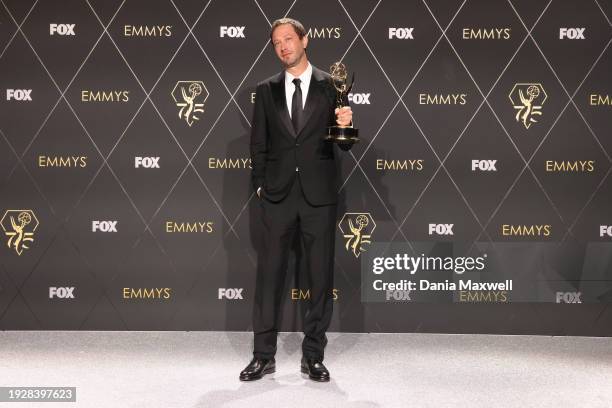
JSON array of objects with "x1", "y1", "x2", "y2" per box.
[{"x1": 250, "y1": 83, "x2": 267, "y2": 192}]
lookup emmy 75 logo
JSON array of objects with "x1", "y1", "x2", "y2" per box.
[
  {"x1": 509, "y1": 83, "x2": 547, "y2": 129},
  {"x1": 338, "y1": 213, "x2": 376, "y2": 258},
  {"x1": 172, "y1": 81, "x2": 209, "y2": 127},
  {"x1": 1, "y1": 210, "x2": 39, "y2": 256}
]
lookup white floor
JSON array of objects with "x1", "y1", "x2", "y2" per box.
[{"x1": 1, "y1": 331, "x2": 611, "y2": 407}]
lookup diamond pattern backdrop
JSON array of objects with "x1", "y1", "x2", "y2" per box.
[{"x1": 1, "y1": 0, "x2": 611, "y2": 335}]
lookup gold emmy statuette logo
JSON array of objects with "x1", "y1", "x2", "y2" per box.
[
  {"x1": 338, "y1": 213, "x2": 376, "y2": 258},
  {"x1": 1, "y1": 210, "x2": 39, "y2": 256},
  {"x1": 509, "y1": 83, "x2": 547, "y2": 129},
  {"x1": 172, "y1": 81, "x2": 209, "y2": 127}
]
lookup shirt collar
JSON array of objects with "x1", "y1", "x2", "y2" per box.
[{"x1": 285, "y1": 61, "x2": 312, "y2": 88}]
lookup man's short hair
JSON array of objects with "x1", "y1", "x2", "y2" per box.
[{"x1": 269, "y1": 18, "x2": 307, "y2": 42}]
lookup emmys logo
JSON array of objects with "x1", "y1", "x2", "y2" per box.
[
  {"x1": 172, "y1": 81, "x2": 208, "y2": 127},
  {"x1": 376, "y1": 159, "x2": 424, "y2": 171},
  {"x1": 589, "y1": 94, "x2": 611, "y2": 105},
  {"x1": 509, "y1": 83, "x2": 547, "y2": 129},
  {"x1": 545, "y1": 160, "x2": 594, "y2": 172},
  {"x1": 459, "y1": 291, "x2": 508, "y2": 303},
  {"x1": 165, "y1": 221, "x2": 214, "y2": 233},
  {"x1": 38, "y1": 156, "x2": 87, "y2": 167},
  {"x1": 338, "y1": 213, "x2": 375, "y2": 258},
  {"x1": 306, "y1": 27, "x2": 341, "y2": 39},
  {"x1": 291, "y1": 288, "x2": 338, "y2": 301},
  {"x1": 123, "y1": 288, "x2": 172, "y2": 299},
  {"x1": 1, "y1": 210, "x2": 39, "y2": 256},
  {"x1": 208, "y1": 157, "x2": 251, "y2": 169},
  {"x1": 462, "y1": 28, "x2": 511, "y2": 40},
  {"x1": 502, "y1": 224, "x2": 551, "y2": 236},
  {"x1": 419, "y1": 93, "x2": 467, "y2": 105},
  {"x1": 123, "y1": 25, "x2": 172, "y2": 37},
  {"x1": 81, "y1": 90, "x2": 129, "y2": 102}
]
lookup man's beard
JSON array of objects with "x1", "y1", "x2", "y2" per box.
[{"x1": 283, "y1": 50, "x2": 304, "y2": 68}]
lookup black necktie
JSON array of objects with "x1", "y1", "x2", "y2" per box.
[{"x1": 291, "y1": 78, "x2": 303, "y2": 134}]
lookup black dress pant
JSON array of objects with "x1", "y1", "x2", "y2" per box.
[{"x1": 253, "y1": 172, "x2": 336, "y2": 360}]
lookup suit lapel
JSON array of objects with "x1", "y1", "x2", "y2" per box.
[
  {"x1": 296, "y1": 71, "x2": 322, "y2": 137},
  {"x1": 271, "y1": 72, "x2": 297, "y2": 139}
]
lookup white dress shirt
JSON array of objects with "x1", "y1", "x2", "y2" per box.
[{"x1": 284, "y1": 61, "x2": 312, "y2": 118}]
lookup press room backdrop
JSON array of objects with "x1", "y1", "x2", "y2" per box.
[{"x1": 1, "y1": 0, "x2": 611, "y2": 334}]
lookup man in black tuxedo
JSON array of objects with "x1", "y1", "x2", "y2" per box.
[{"x1": 239, "y1": 17, "x2": 353, "y2": 382}]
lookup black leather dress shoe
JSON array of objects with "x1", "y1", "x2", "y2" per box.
[
  {"x1": 239, "y1": 357, "x2": 275, "y2": 381},
  {"x1": 300, "y1": 356, "x2": 330, "y2": 382}
]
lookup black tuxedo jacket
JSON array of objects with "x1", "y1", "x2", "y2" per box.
[{"x1": 250, "y1": 64, "x2": 352, "y2": 205}]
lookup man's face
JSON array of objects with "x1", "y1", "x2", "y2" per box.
[{"x1": 271, "y1": 24, "x2": 308, "y2": 68}]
